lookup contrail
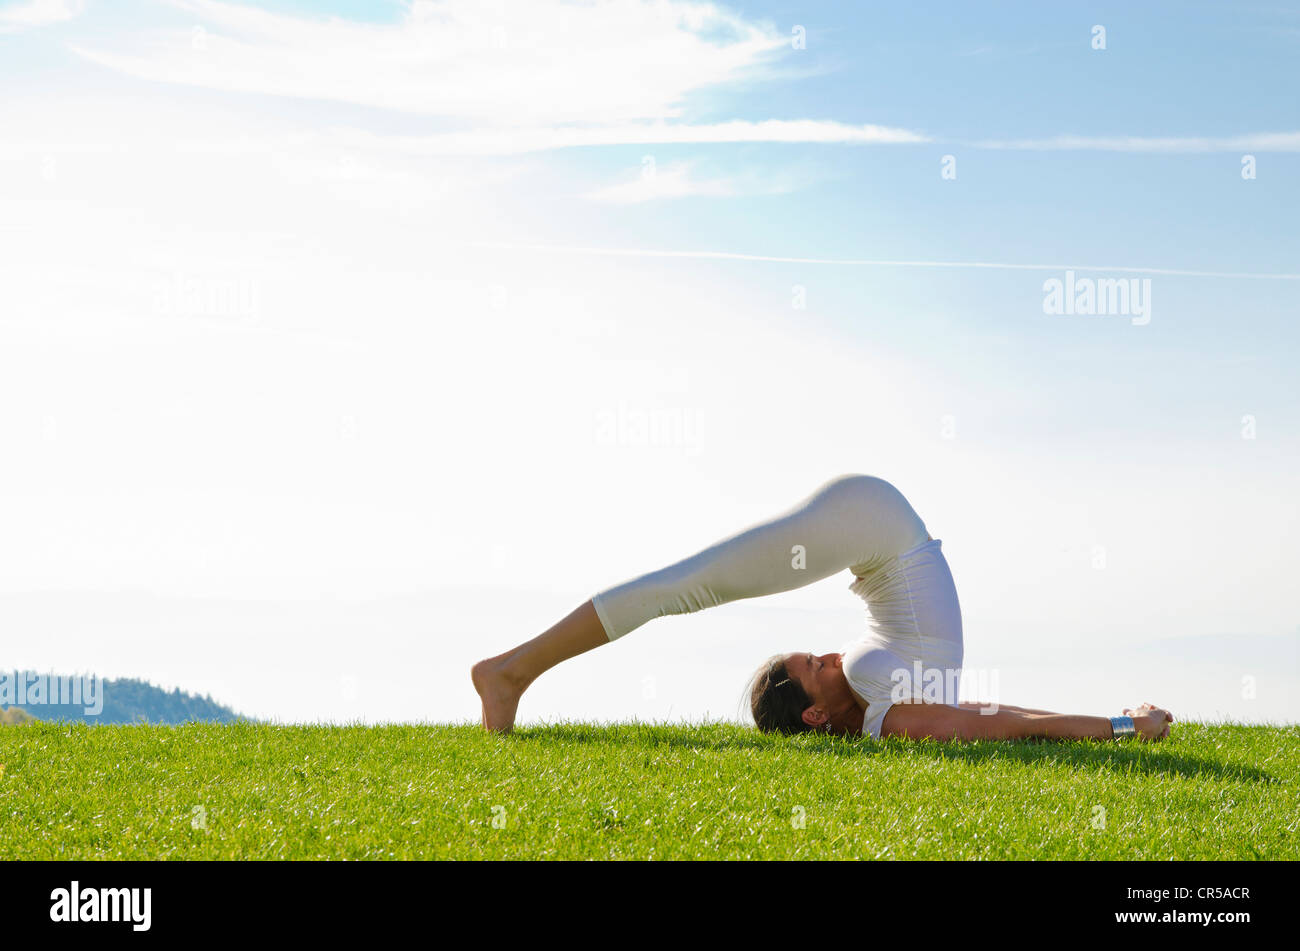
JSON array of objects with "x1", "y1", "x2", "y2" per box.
[{"x1": 470, "y1": 242, "x2": 1300, "y2": 280}]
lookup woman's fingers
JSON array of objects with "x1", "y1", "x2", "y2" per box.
[{"x1": 1120, "y1": 704, "x2": 1174, "y2": 740}]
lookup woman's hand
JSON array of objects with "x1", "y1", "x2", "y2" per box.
[{"x1": 1124, "y1": 702, "x2": 1174, "y2": 742}]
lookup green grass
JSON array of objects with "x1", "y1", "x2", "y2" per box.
[{"x1": 1, "y1": 721, "x2": 1295, "y2": 859}]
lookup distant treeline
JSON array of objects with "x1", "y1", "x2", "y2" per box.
[{"x1": 0, "y1": 672, "x2": 250, "y2": 725}]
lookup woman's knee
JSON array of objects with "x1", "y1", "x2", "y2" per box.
[
  {"x1": 817, "y1": 473, "x2": 896, "y2": 509},
  {"x1": 819, "y1": 474, "x2": 926, "y2": 549}
]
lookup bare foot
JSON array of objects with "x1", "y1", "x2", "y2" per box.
[{"x1": 471, "y1": 657, "x2": 528, "y2": 734}]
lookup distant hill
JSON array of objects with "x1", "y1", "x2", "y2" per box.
[
  {"x1": 1, "y1": 672, "x2": 250, "y2": 725},
  {"x1": 0, "y1": 706, "x2": 35, "y2": 725}
]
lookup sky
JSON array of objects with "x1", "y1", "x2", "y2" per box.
[{"x1": 0, "y1": 0, "x2": 1296, "y2": 727}]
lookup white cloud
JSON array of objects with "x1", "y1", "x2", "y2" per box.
[
  {"x1": 582, "y1": 157, "x2": 822, "y2": 204},
  {"x1": 467, "y1": 242, "x2": 1300, "y2": 279},
  {"x1": 70, "y1": 0, "x2": 791, "y2": 125},
  {"x1": 0, "y1": 113, "x2": 926, "y2": 162},
  {"x1": 975, "y1": 131, "x2": 1300, "y2": 152},
  {"x1": 0, "y1": 0, "x2": 83, "y2": 32},
  {"x1": 65, "y1": 2, "x2": 930, "y2": 156},
  {"x1": 584, "y1": 160, "x2": 742, "y2": 203},
  {"x1": 327, "y1": 118, "x2": 929, "y2": 156}
]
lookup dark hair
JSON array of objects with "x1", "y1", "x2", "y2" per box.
[{"x1": 748, "y1": 654, "x2": 814, "y2": 734}]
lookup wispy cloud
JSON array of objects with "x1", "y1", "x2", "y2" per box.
[
  {"x1": 0, "y1": 0, "x2": 83, "y2": 32},
  {"x1": 975, "y1": 132, "x2": 1300, "y2": 152},
  {"x1": 584, "y1": 161, "x2": 735, "y2": 203},
  {"x1": 327, "y1": 119, "x2": 929, "y2": 157},
  {"x1": 70, "y1": 0, "x2": 789, "y2": 124},
  {"x1": 470, "y1": 242, "x2": 1300, "y2": 279},
  {"x1": 66, "y1": 1, "x2": 930, "y2": 155},
  {"x1": 582, "y1": 159, "x2": 807, "y2": 203}
]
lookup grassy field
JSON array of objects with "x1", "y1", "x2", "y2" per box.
[{"x1": 1, "y1": 720, "x2": 1295, "y2": 860}]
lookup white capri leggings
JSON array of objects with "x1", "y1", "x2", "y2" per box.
[{"x1": 590, "y1": 474, "x2": 955, "y2": 644}]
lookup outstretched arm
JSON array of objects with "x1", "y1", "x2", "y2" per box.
[
  {"x1": 958, "y1": 701, "x2": 1058, "y2": 716},
  {"x1": 883, "y1": 700, "x2": 1174, "y2": 742}
]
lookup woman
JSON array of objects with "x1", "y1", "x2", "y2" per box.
[{"x1": 472, "y1": 474, "x2": 1173, "y2": 742}]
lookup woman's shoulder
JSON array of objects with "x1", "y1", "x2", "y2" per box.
[{"x1": 839, "y1": 640, "x2": 909, "y2": 739}]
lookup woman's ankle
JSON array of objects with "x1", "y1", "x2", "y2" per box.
[{"x1": 490, "y1": 654, "x2": 535, "y2": 692}]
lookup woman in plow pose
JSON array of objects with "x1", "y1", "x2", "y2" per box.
[{"x1": 472, "y1": 474, "x2": 1173, "y2": 743}]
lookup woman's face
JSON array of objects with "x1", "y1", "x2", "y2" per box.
[{"x1": 783, "y1": 651, "x2": 849, "y2": 709}]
